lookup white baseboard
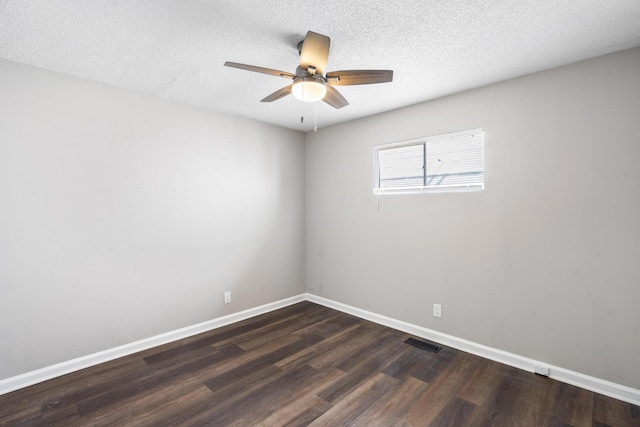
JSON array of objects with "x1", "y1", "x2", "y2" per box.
[
  {"x1": 0, "y1": 294, "x2": 306, "y2": 396},
  {"x1": 3, "y1": 292, "x2": 639, "y2": 406},
  {"x1": 305, "y1": 293, "x2": 640, "y2": 406}
]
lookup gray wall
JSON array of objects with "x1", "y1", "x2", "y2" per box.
[
  {"x1": 305, "y1": 47, "x2": 640, "y2": 389},
  {"x1": 0, "y1": 59, "x2": 306, "y2": 379},
  {"x1": 2, "y1": 47, "x2": 639, "y2": 391}
]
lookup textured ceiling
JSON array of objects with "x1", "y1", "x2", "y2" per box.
[{"x1": 2, "y1": 1, "x2": 640, "y2": 132}]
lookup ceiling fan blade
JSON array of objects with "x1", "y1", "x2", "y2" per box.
[
  {"x1": 326, "y1": 70, "x2": 393, "y2": 86},
  {"x1": 224, "y1": 62, "x2": 295, "y2": 79},
  {"x1": 299, "y1": 31, "x2": 330, "y2": 76},
  {"x1": 260, "y1": 85, "x2": 293, "y2": 102},
  {"x1": 323, "y1": 85, "x2": 349, "y2": 109}
]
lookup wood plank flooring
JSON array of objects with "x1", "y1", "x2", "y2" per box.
[{"x1": 1, "y1": 301, "x2": 639, "y2": 426}]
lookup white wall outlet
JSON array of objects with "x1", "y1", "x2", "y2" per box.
[
  {"x1": 534, "y1": 364, "x2": 550, "y2": 377},
  {"x1": 224, "y1": 291, "x2": 231, "y2": 305},
  {"x1": 433, "y1": 303, "x2": 442, "y2": 318}
]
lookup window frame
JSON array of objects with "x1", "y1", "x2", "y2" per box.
[{"x1": 373, "y1": 128, "x2": 484, "y2": 195}]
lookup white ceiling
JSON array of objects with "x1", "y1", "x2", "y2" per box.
[{"x1": 2, "y1": 1, "x2": 640, "y2": 132}]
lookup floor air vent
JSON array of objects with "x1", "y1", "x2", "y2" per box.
[{"x1": 404, "y1": 338, "x2": 441, "y2": 353}]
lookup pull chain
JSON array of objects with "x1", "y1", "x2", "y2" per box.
[
  {"x1": 300, "y1": 81, "x2": 304, "y2": 123},
  {"x1": 314, "y1": 100, "x2": 318, "y2": 133}
]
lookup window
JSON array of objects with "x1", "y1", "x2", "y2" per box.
[{"x1": 373, "y1": 128, "x2": 484, "y2": 194}]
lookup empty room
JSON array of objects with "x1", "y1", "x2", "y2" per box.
[{"x1": 1, "y1": 1, "x2": 640, "y2": 425}]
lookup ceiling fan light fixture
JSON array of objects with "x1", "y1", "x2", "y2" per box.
[{"x1": 292, "y1": 77, "x2": 326, "y2": 102}]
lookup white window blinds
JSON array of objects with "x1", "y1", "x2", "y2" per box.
[
  {"x1": 377, "y1": 143, "x2": 424, "y2": 190},
  {"x1": 373, "y1": 128, "x2": 484, "y2": 194}
]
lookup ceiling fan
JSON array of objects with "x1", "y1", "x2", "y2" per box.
[{"x1": 224, "y1": 31, "x2": 393, "y2": 109}]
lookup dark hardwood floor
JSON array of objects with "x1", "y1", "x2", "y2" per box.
[{"x1": 1, "y1": 301, "x2": 638, "y2": 426}]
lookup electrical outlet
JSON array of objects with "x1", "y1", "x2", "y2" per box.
[
  {"x1": 224, "y1": 291, "x2": 231, "y2": 305},
  {"x1": 534, "y1": 365, "x2": 550, "y2": 377},
  {"x1": 433, "y1": 303, "x2": 442, "y2": 318}
]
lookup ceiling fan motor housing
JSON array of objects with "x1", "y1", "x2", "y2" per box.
[{"x1": 295, "y1": 65, "x2": 322, "y2": 79}]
